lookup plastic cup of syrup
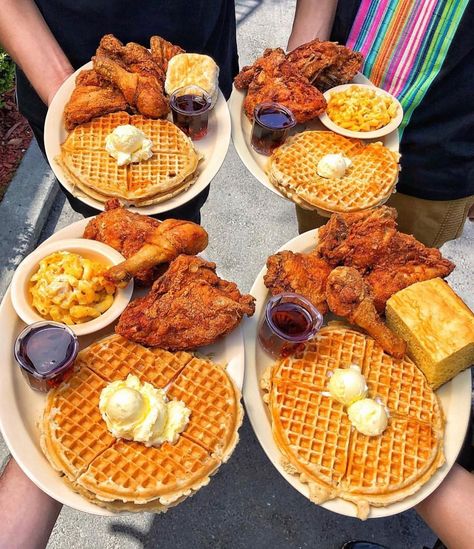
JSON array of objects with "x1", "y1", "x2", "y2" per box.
[
  {"x1": 14, "y1": 321, "x2": 79, "y2": 392},
  {"x1": 251, "y1": 102, "x2": 296, "y2": 156},
  {"x1": 170, "y1": 85, "x2": 212, "y2": 140},
  {"x1": 258, "y1": 293, "x2": 323, "y2": 358}
]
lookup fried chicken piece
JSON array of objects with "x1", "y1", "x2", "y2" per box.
[
  {"x1": 116, "y1": 255, "x2": 256, "y2": 350},
  {"x1": 326, "y1": 267, "x2": 406, "y2": 358},
  {"x1": 63, "y1": 69, "x2": 128, "y2": 130},
  {"x1": 286, "y1": 39, "x2": 339, "y2": 83},
  {"x1": 313, "y1": 45, "x2": 364, "y2": 91},
  {"x1": 83, "y1": 199, "x2": 208, "y2": 286},
  {"x1": 236, "y1": 48, "x2": 326, "y2": 123},
  {"x1": 150, "y1": 35, "x2": 184, "y2": 72},
  {"x1": 264, "y1": 250, "x2": 331, "y2": 314}
]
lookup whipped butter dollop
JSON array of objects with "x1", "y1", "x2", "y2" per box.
[
  {"x1": 317, "y1": 153, "x2": 352, "y2": 178},
  {"x1": 328, "y1": 364, "x2": 368, "y2": 406},
  {"x1": 99, "y1": 374, "x2": 190, "y2": 446},
  {"x1": 347, "y1": 398, "x2": 388, "y2": 436},
  {"x1": 105, "y1": 125, "x2": 153, "y2": 166}
]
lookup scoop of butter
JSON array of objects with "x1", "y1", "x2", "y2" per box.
[
  {"x1": 317, "y1": 153, "x2": 352, "y2": 178},
  {"x1": 347, "y1": 398, "x2": 388, "y2": 436},
  {"x1": 105, "y1": 125, "x2": 153, "y2": 166},
  {"x1": 328, "y1": 364, "x2": 368, "y2": 406},
  {"x1": 99, "y1": 374, "x2": 189, "y2": 446}
]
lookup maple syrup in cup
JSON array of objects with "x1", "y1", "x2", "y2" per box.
[
  {"x1": 258, "y1": 293, "x2": 323, "y2": 358},
  {"x1": 170, "y1": 85, "x2": 212, "y2": 140},
  {"x1": 14, "y1": 321, "x2": 79, "y2": 392},
  {"x1": 251, "y1": 102, "x2": 296, "y2": 156}
]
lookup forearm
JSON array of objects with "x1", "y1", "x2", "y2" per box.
[
  {"x1": 0, "y1": 458, "x2": 62, "y2": 549},
  {"x1": 0, "y1": 0, "x2": 73, "y2": 104},
  {"x1": 288, "y1": 0, "x2": 339, "y2": 51},
  {"x1": 415, "y1": 464, "x2": 474, "y2": 549}
]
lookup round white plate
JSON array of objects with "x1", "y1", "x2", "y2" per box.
[
  {"x1": 45, "y1": 62, "x2": 231, "y2": 215},
  {"x1": 229, "y1": 73, "x2": 399, "y2": 204},
  {"x1": 0, "y1": 218, "x2": 245, "y2": 516},
  {"x1": 243, "y1": 229, "x2": 472, "y2": 519}
]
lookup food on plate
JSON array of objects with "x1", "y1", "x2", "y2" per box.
[
  {"x1": 346, "y1": 398, "x2": 389, "y2": 436},
  {"x1": 286, "y1": 39, "x2": 363, "y2": 91},
  {"x1": 14, "y1": 322, "x2": 79, "y2": 392},
  {"x1": 150, "y1": 35, "x2": 184, "y2": 72},
  {"x1": 261, "y1": 325, "x2": 445, "y2": 519},
  {"x1": 316, "y1": 153, "x2": 352, "y2": 178},
  {"x1": 29, "y1": 251, "x2": 116, "y2": 324},
  {"x1": 41, "y1": 334, "x2": 243, "y2": 512},
  {"x1": 250, "y1": 102, "x2": 296, "y2": 156},
  {"x1": 327, "y1": 364, "x2": 368, "y2": 406},
  {"x1": 83, "y1": 199, "x2": 208, "y2": 286},
  {"x1": 264, "y1": 250, "x2": 331, "y2": 314},
  {"x1": 386, "y1": 278, "x2": 474, "y2": 390},
  {"x1": 267, "y1": 131, "x2": 399, "y2": 212},
  {"x1": 165, "y1": 53, "x2": 220, "y2": 106},
  {"x1": 264, "y1": 207, "x2": 454, "y2": 357},
  {"x1": 104, "y1": 124, "x2": 153, "y2": 166},
  {"x1": 100, "y1": 374, "x2": 190, "y2": 445},
  {"x1": 327, "y1": 85, "x2": 399, "y2": 132},
  {"x1": 325, "y1": 266, "x2": 406, "y2": 358},
  {"x1": 116, "y1": 255, "x2": 256, "y2": 350},
  {"x1": 315, "y1": 207, "x2": 455, "y2": 311},
  {"x1": 57, "y1": 112, "x2": 201, "y2": 205},
  {"x1": 234, "y1": 48, "x2": 327, "y2": 123},
  {"x1": 169, "y1": 85, "x2": 212, "y2": 140}
]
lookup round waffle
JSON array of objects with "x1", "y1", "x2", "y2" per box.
[
  {"x1": 57, "y1": 112, "x2": 201, "y2": 205},
  {"x1": 261, "y1": 325, "x2": 445, "y2": 519},
  {"x1": 41, "y1": 334, "x2": 243, "y2": 512},
  {"x1": 267, "y1": 131, "x2": 399, "y2": 213}
]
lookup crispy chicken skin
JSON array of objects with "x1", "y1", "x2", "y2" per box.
[
  {"x1": 264, "y1": 250, "x2": 331, "y2": 314},
  {"x1": 313, "y1": 45, "x2": 364, "y2": 91},
  {"x1": 116, "y1": 255, "x2": 256, "y2": 350},
  {"x1": 83, "y1": 199, "x2": 208, "y2": 286},
  {"x1": 286, "y1": 40, "x2": 340, "y2": 83},
  {"x1": 326, "y1": 267, "x2": 406, "y2": 358},
  {"x1": 235, "y1": 48, "x2": 326, "y2": 123},
  {"x1": 150, "y1": 35, "x2": 184, "y2": 72}
]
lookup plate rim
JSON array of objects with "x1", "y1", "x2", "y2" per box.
[
  {"x1": 242, "y1": 228, "x2": 472, "y2": 519},
  {"x1": 45, "y1": 61, "x2": 231, "y2": 215}
]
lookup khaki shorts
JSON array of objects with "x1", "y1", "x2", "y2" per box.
[{"x1": 295, "y1": 193, "x2": 474, "y2": 248}]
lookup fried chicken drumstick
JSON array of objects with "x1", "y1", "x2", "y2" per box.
[
  {"x1": 116, "y1": 255, "x2": 256, "y2": 350},
  {"x1": 326, "y1": 267, "x2": 406, "y2": 358},
  {"x1": 83, "y1": 199, "x2": 208, "y2": 286}
]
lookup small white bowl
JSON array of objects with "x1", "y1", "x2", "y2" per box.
[
  {"x1": 319, "y1": 83, "x2": 403, "y2": 139},
  {"x1": 11, "y1": 238, "x2": 133, "y2": 336}
]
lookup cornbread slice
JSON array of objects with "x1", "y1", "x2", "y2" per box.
[{"x1": 386, "y1": 278, "x2": 474, "y2": 390}]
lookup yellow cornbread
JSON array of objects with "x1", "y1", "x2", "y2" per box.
[{"x1": 386, "y1": 278, "x2": 474, "y2": 390}]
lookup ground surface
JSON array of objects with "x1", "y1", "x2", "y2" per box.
[{"x1": 1, "y1": 1, "x2": 473, "y2": 548}]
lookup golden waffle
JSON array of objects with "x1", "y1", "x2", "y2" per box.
[
  {"x1": 263, "y1": 325, "x2": 445, "y2": 519},
  {"x1": 41, "y1": 337, "x2": 243, "y2": 512},
  {"x1": 58, "y1": 112, "x2": 201, "y2": 205},
  {"x1": 267, "y1": 131, "x2": 399, "y2": 213}
]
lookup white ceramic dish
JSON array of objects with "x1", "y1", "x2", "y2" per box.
[
  {"x1": 319, "y1": 83, "x2": 403, "y2": 139},
  {"x1": 0, "y1": 218, "x2": 246, "y2": 515},
  {"x1": 229, "y1": 73, "x2": 399, "y2": 207},
  {"x1": 243, "y1": 229, "x2": 472, "y2": 519},
  {"x1": 45, "y1": 61, "x2": 231, "y2": 215},
  {"x1": 10, "y1": 238, "x2": 133, "y2": 337}
]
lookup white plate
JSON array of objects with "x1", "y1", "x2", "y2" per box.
[
  {"x1": 45, "y1": 62, "x2": 231, "y2": 215},
  {"x1": 229, "y1": 73, "x2": 399, "y2": 205},
  {"x1": 243, "y1": 229, "x2": 472, "y2": 519},
  {"x1": 319, "y1": 84, "x2": 403, "y2": 139},
  {"x1": 0, "y1": 218, "x2": 245, "y2": 516}
]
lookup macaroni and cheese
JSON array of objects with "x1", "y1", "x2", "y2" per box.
[{"x1": 29, "y1": 251, "x2": 116, "y2": 324}]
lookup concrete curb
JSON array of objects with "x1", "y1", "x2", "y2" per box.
[{"x1": 0, "y1": 139, "x2": 59, "y2": 300}]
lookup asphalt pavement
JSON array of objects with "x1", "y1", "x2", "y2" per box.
[{"x1": 1, "y1": 1, "x2": 473, "y2": 547}]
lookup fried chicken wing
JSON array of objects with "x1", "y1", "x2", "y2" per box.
[
  {"x1": 150, "y1": 35, "x2": 184, "y2": 72},
  {"x1": 313, "y1": 46, "x2": 364, "y2": 91},
  {"x1": 264, "y1": 250, "x2": 331, "y2": 314},
  {"x1": 83, "y1": 199, "x2": 208, "y2": 286},
  {"x1": 286, "y1": 39, "x2": 339, "y2": 83},
  {"x1": 326, "y1": 267, "x2": 406, "y2": 358},
  {"x1": 116, "y1": 255, "x2": 256, "y2": 350}
]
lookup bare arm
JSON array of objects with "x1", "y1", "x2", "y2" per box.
[
  {"x1": 0, "y1": 458, "x2": 62, "y2": 549},
  {"x1": 415, "y1": 464, "x2": 474, "y2": 549},
  {"x1": 288, "y1": 0, "x2": 339, "y2": 51},
  {"x1": 0, "y1": 0, "x2": 73, "y2": 105}
]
